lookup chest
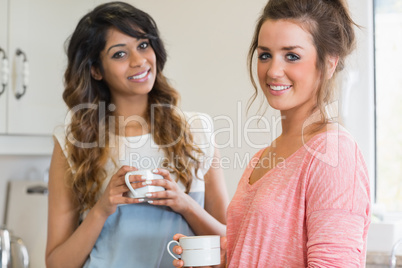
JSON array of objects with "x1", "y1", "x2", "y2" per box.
[
  {"x1": 249, "y1": 140, "x2": 303, "y2": 185},
  {"x1": 232, "y1": 158, "x2": 308, "y2": 217},
  {"x1": 227, "y1": 166, "x2": 310, "y2": 250}
]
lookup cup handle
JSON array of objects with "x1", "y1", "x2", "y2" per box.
[
  {"x1": 167, "y1": 240, "x2": 180, "y2": 260},
  {"x1": 125, "y1": 172, "x2": 138, "y2": 198}
]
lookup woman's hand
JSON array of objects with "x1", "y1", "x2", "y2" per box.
[
  {"x1": 143, "y1": 168, "x2": 192, "y2": 214},
  {"x1": 92, "y1": 165, "x2": 145, "y2": 218},
  {"x1": 172, "y1": 234, "x2": 227, "y2": 268}
]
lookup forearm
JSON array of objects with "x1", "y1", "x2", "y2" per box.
[
  {"x1": 181, "y1": 195, "x2": 226, "y2": 236},
  {"x1": 46, "y1": 207, "x2": 108, "y2": 268},
  {"x1": 307, "y1": 210, "x2": 367, "y2": 267}
]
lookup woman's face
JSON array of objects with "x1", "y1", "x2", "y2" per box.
[
  {"x1": 93, "y1": 27, "x2": 157, "y2": 100},
  {"x1": 256, "y1": 19, "x2": 321, "y2": 113}
]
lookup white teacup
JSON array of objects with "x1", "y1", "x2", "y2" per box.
[
  {"x1": 167, "y1": 235, "x2": 220, "y2": 267},
  {"x1": 124, "y1": 169, "x2": 165, "y2": 198}
]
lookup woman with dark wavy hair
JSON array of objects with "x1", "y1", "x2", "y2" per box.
[{"x1": 46, "y1": 2, "x2": 228, "y2": 267}]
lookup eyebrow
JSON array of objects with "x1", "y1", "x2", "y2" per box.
[
  {"x1": 257, "y1": 45, "x2": 304, "y2": 51},
  {"x1": 107, "y1": 44, "x2": 126, "y2": 54}
]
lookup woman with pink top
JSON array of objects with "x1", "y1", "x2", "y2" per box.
[{"x1": 172, "y1": 0, "x2": 371, "y2": 267}]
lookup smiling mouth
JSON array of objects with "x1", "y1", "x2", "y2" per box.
[
  {"x1": 128, "y1": 70, "x2": 149, "y2": 80},
  {"x1": 269, "y1": 85, "x2": 292, "y2": 91}
]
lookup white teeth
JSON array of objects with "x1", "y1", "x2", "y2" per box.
[
  {"x1": 129, "y1": 71, "x2": 148, "y2": 80},
  {"x1": 270, "y1": 85, "x2": 291, "y2": 91}
]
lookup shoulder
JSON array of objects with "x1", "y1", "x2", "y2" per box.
[
  {"x1": 53, "y1": 122, "x2": 69, "y2": 151},
  {"x1": 52, "y1": 112, "x2": 72, "y2": 164},
  {"x1": 304, "y1": 126, "x2": 370, "y2": 207},
  {"x1": 303, "y1": 126, "x2": 370, "y2": 200},
  {"x1": 303, "y1": 130, "x2": 370, "y2": 217},
  {"x1": 53, "y1": 111, "x2": 71, "y2": 143},
  {"x1": 304, "y1": 125, "x2": 360, "y2": 168}
]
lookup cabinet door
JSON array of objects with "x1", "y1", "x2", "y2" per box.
[
  {"x1": 7, "y1": 0, "x2": 96, "y2": 135},
  {"x1": 0, "y1": 0, "x2": 8, "y2": 134}
]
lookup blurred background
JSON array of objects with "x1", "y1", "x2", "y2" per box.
[{"x1": 3, "y1": 0, "x2": 400, "y2": 266}]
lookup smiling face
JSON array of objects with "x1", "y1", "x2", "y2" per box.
[
  {"x1": 92, "y1": 27, "x2": 157, "y2": 101},
  {"x1": 257, "y1": 19, "x2": 321, "y2": 114}
]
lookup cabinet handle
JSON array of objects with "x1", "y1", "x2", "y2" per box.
[
  {"x1": 0, "y1": 47, "x2": 8, "y2": 96},
  {"x1": 15, "y1": 48, "x2": 29, "y2": 100}
]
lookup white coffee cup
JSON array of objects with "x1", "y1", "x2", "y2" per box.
[
  {"x1": 124, "y1": 169, "x2": 165, "y2": 198},
  {"x1": 167, "y1": 235, "x2": 220, "y2": 267}
]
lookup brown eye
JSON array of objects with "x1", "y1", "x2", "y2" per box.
[
  {"x1": 138, "y1": 41, "x2": 149, "y2": 50},
  {"x1": 112, "y1": 51, "x2": 126, "y2": 59}
]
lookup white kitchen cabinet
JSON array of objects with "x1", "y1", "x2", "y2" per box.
[
  {"x1": 0, "y1": 0, "x2": 8, "y2": 133},
  {"x1": 1, "y1": 0, "x2": 105, "y2": 136},
  {"x1": 0, "y1": 0, "x2": 99, "y2": 154},
  {"x1": 3, "y1": 0, "x2": 77, "y2": 135}
]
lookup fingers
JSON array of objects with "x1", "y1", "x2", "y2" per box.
[
  {"x1": 146, "y1": 198, "x2": 169, "y2": 206},
  {"x1": 220, "y1": 236, "x2": 227, "y2": 250},
  {"x1": 111, "y1": 166, "x2": 137, "y2": 186},
  {"x1": 173, "y1": 259, "x2": 184, "y2": 267},
  {"x1": 126, "y1": 177, "x2": 148, "y2": 189},
  {"x1": 111, "y1": 184, "x2": 132, "y2": 195},
  {"x1": 144, "y1": 174, "x2": 176, "y2": 191},
  {"x1": 108, "y1": 166, "x2": 146, "y2": 197},
  {"x1": 152, "y1": 168, "x2": 174, "y2": 182},
  {"x1": 119, "y1": 196, "x2": 147, "y2": 204},
  {"x1": 116, "y1": 165, "x2": 137, "y2": 176},
  {"x1": 219, "y1": 236, "x2": 227, "y2": 268},
  {"x1": 113, "y1": 168, "x2": 182, "y2": 206},
  {"x1": 173, "y1": 233, "x2": 187, "y2": 241},
  {"x1": 105, "y1": 196, "x2": 146, "y2": 206},
  {"x1": 125, "y1": 168, "x2": 171, "y2": 189},
  {"x1": 172, "y1": 234, "x2": 185, "y2": 268},
  {"x1": 145, "y1": 191, "x2": 183, "y2": 207},
  {"x1": 173, "y1": 245, "x2": 183, "y2": 255},
  {"x1": 144, "y1": 189, "x2": 172, "y2": 200},
  {"x1": 113, "y1": 166, "x2": 153, "y2": 191}
]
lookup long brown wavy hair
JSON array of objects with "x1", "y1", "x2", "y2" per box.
[
  {"x1": 63, "y1": 2, "x2": 202, "y2": 214},
  {"x1": 248, "y1": 0, "x2": 358, "y2": 126}
]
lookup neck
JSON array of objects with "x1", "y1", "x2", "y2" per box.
[
  {"x1": 280, "y1": 106, "x2": 322, "y2": 140},
  {"x1": 112, "y1": 94, "x2": 149, "y2": 136}
]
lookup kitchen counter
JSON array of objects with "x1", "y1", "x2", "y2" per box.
[{"x1": 366, "y1": 252, "x2": 402, "y2": 268}]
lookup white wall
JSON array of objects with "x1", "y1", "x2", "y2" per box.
[
  {"x1": 130, "y1": 0, "x2": 375, "y2": 200},
  {"x1": 129, "y1": 0, "x2": 277, "y2": 199},
  {"x1": 0, "y1": 0, "x2": 374, "y2": 223},
  {"x1": 0, "y1": 0, "x2": 271, "y2": 224}
]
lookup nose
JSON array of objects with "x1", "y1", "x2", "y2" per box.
[
  {"x1": 266, "y1": 57, "x2": 284, "y2": 79},
  {"x1": 129, "y1": 51, "x2": 146, "y2": 68}
]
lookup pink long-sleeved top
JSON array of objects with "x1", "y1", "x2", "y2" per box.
[{"x1": 227, "y1": 129, "x2": 371, "y2": 267}]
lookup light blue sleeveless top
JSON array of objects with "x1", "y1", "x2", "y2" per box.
[
  {"x1": 83, "y1": 192, "x2": 204, "y2": 268},
  {"x1": 55, "y1": 112, "x2": 214, "y2": 268}
]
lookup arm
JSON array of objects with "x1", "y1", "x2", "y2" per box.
[
  {"x1": 45, "y1": 140, "x2": 142, "y2": 268},
  {"x1": 307, "y1": 210, "x2": 367, "y2": 267},
  {"x1": 180, "y1": 147, "x2": 228, "y2": 235},
  {"x1": 46, "y1": 141, "x2": 105, "y2": 268},
  {"x1": 145, "y1": 147, "x2": 228, "y2": 236},
  {"x1": 305, "y1": 133, "x2": 371, "y2": 267}
]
